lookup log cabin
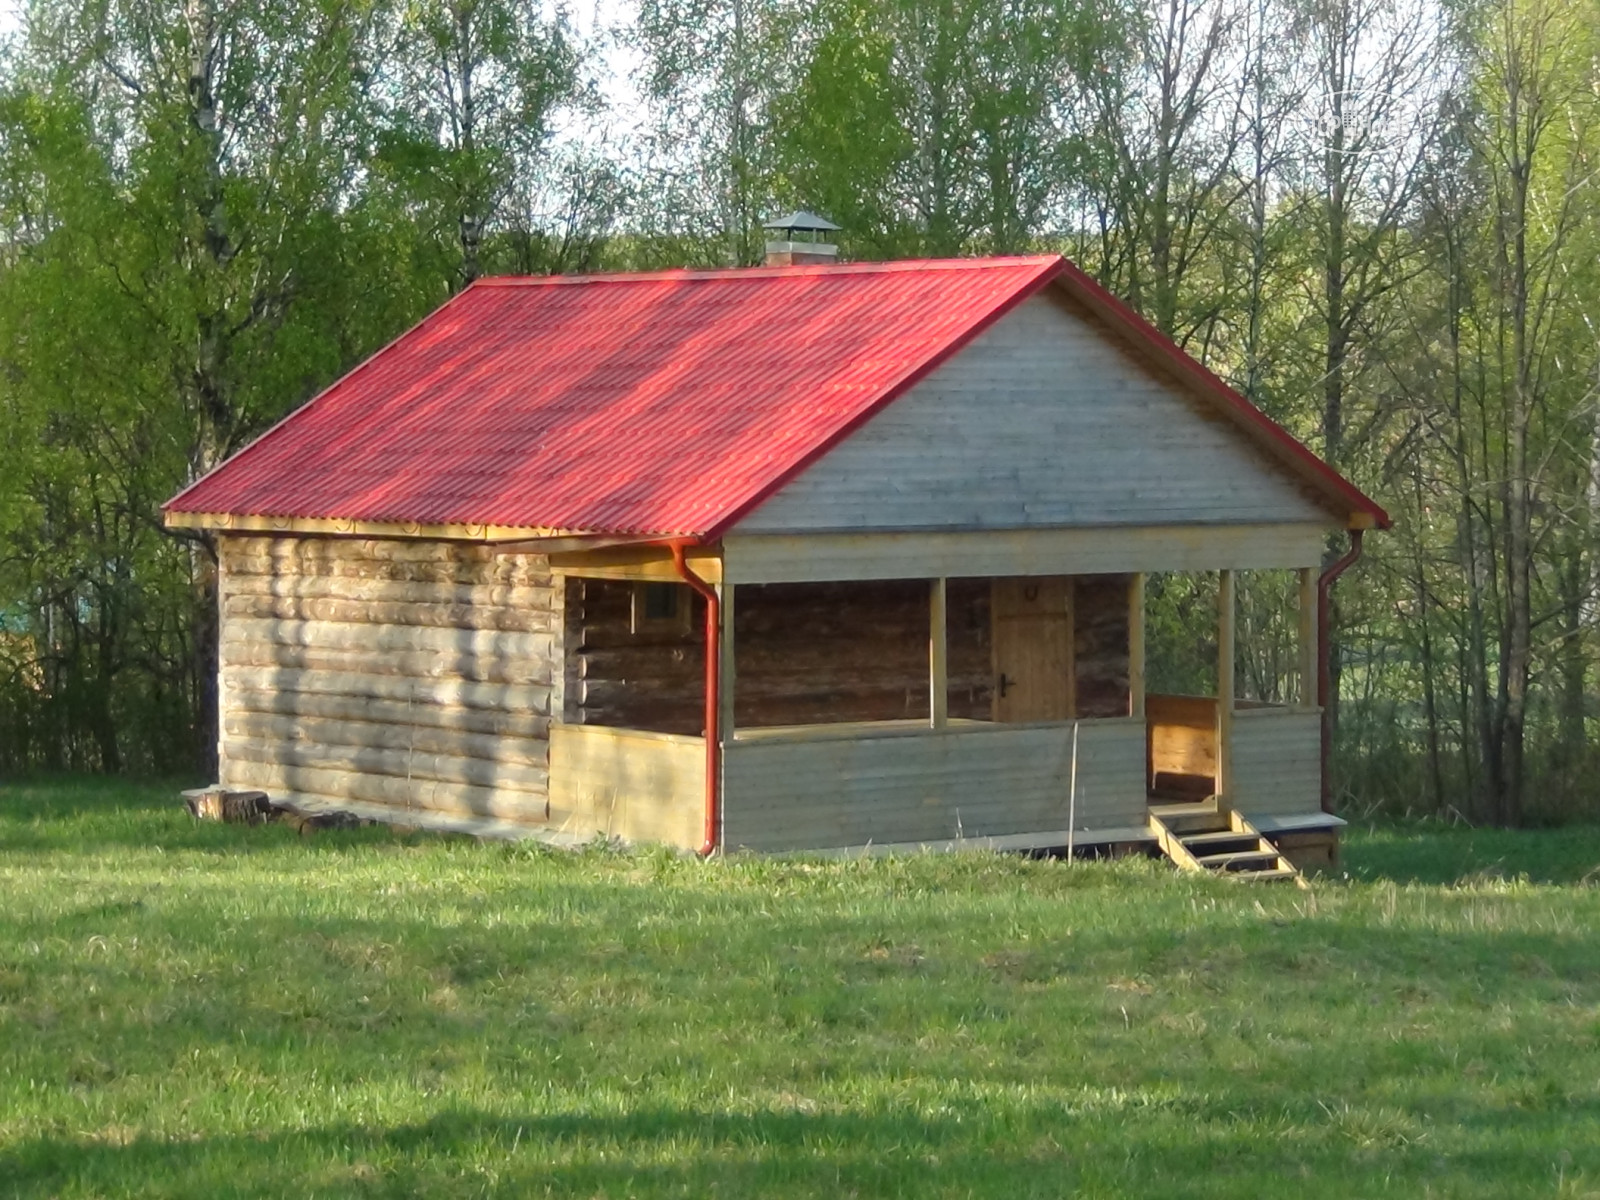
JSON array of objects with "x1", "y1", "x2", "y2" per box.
[{"x1": 164, "y1": 237, "x2": 1388, "y2": 875}]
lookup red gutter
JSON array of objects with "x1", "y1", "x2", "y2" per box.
[
  {"x1": 669, "y1": 541, "x2": 721, "y2": 856},
  {"x1": 1316, "y1": 530, "x2": 1365, "y2": 813}
]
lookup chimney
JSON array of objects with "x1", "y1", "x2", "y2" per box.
[{"x1": 763, "y1": 211, "x2": 841, "y2": 266}]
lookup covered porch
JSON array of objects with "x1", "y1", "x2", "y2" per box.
[{"x1": 543, "y1": 526, "x2": 1337, "y2": 857}]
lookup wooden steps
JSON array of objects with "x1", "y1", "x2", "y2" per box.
[{"x1": 1147, "y1": 803, "x2": 1306, "y2": 887}]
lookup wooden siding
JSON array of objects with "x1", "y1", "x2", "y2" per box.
[
  {"x1": 721, "y1": 718, "x2": 1148, "y2": 852},
  {"x1": 548, "y1": 724, "x2": 704, "y2": 848},
  {"x1": 735, "y1": 291, "x2": 1337, "y2": 535},
  {"x1": 218, "y1": 536, "x2": 559, "y2": 827},
  {"x1": 1146, "y1": 693, "x2": 1218, "y2": 790},
  {"x1": 721, "y1": 524, "x2": 1329, "y2": 584},
  {"x1": 1229, "y1": 707, "x2": 1322, "y2": 816}
]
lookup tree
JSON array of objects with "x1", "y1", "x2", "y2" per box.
[{"x1": 375, "y1": 0, "x2": 585, "y2": 286}]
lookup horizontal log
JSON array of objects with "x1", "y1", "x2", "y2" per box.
[
  {"x1": 224, "y1": 759, "x2": 549, "y2": 821},
  {"x1": 221, "y1": 534, "x2": 548, "y2": 565},
  {"x1": 224, "y1": 617, "x2": 553, "y2": 661},
  {"x1": 575, "y1": 707, "x2": 705, "y2": 737},
  {"x1": 221, "y1": 642, "x2": 552, "y2": 687},
  {"x1": 224, "y1": 737, "x2": 549, "y2": 793},
  {"x1": 223, "y1": 550, "x2": 552, "y2": 588},
  {"x1": 223, "y1": 536, "x2": 550, "y2": 567},
  {"x1": 222, "y1": 667, "x2": 551, "y2": 714},
  {"x1": 226, "y1": 686, "x2": 550, "y2": 736},
  {"x1": 224, "y1": 573, "x2": 556, "y2": 609},
  {"x1": 224, "y1": 712, "x2": 547, "y2": 767},
  {"x1": 223, "y1": 593, "x2": 555, "y2": 634}
]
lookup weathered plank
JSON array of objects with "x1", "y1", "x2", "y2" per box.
[
  {"x1": 548, "y1": 724, "x2": 704, "y2": 848},
  {"x1": 224, "y1": 617, "x2": 552, "y2": 661},
  {"x1": 224, "y1": 573, "x2": 555, "y2": 609},
  {"x1": 224, "y1": 712, "x2": 548, "y2": 767},
  {"x1": 223, "y1": 759, "x2": 550, "y2": 820},
  {"x1": 226, "y1": 685, "x2": 550, "y2": 736},
  {"x1": 721, "y1": 719, "x2": 1147, "y2": 852},
  {"x1": 224, "y1": 736, "x2": 549, "y2": 792},
  {"x1": 224, "y1": 593, "x2": 554, "y2": 634},
  {"x1": 221, "y1": 641, "x2": 552, "y2": 687},
  {"x1": 721, "y1": 523, "x2": 1331, "y2": 584},
  {"x1": 222, "y1": 667, "x2": 551, "y2": 715},
  {"x1": 1229, "y1": 707, "x2": 1321, "y2": 816}
]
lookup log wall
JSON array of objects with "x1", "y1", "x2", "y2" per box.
[
  {"x1": 569, "y1": 577, "x2": 997, "y2": 734},
  {"x1": 569, "y1": 575, "x2": 1129, "y2": 735},
  {"x1": 1072, "y1": 575, "x2": 1131, "y2": 719},
  {"x1": 218, "y1": 536, "x2": 564, "y2": 828}
]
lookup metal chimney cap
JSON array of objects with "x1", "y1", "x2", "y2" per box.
[{"x1": 762, "y1": 211, "x2": 841, "y2": 234}]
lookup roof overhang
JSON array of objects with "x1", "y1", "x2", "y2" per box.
[{"x1": 163, "y1": 509, "x2": 594, "y2": 543}]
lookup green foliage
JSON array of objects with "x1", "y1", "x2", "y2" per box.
[{"x1": 0, "y1": 0, "x2": 608, "y2": 771}]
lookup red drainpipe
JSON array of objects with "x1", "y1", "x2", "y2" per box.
[
  {"x1": 1316, "y1": 529, "x2": 1365, "y2": 814},
  {"x1": 669, "y1": 541, "x2": 721, "y2": 856}
]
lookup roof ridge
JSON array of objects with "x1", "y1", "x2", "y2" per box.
[{"x1": 471, "y1": 254, "x2": 1063, "y2": 288}]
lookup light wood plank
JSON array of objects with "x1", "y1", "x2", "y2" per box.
[
  {"x1": 1298, "y1": 565, "x2": 1317, "y2": 708},
  {"x1": 722, "y1": 523, "x2": 1330, "y2": 584},
  {"x1": 548, "y1": 545, "x2": 722, "y2": 584},
  {"x1": 1128, "y1": 573, "x2": 1146, "y2": 719},
  {"x1": 548, "y1": 724, "x2": 705, "y2": 848},
  {"x1": 734, "y1": 292, "x2": 1344, "y2": 535},
  {"x1": 720, "y1": 719, "x2": 1147, "y2": 852},
  {"x1": 929, "y1": 578, "x2": 948, "y2": 728},
  {"x1": 1229, "y1": 708, "x2": 1322, "y2": 816},
  {"x1": 1217, "y1": 569, "x2": 1236, "y2": 805}
]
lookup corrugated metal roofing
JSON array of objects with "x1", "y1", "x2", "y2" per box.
[
  {"x1": 165, "y1": 256, "x2": 1067, "y2": 537},
  {"x1": 165, "y1": 254, "x2": 1390, "y2": 537}
]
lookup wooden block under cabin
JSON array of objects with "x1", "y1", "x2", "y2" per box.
[
  {"x1": 1269, "y1": 829, "x2": 1339, "y2": 873},
  {"x1": 182, "y1": 787, "x2": 273, "y2": 825}
]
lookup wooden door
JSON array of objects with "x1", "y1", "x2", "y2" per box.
[{"x1": 991, "y1": 577, "x2": 1074, "y2": 722}]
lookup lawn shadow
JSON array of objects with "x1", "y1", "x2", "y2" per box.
[{"x1": 2, "y1": 1095, "x2": 1594, "y2": 1200}]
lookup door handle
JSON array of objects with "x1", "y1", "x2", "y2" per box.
[{"x1": 998, "y1": 673, "x2": 1012, "y2": 698}]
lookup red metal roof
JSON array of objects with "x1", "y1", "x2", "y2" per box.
[{"x1": 165, "y1": 255, "x2": 1388, "y2": 537}]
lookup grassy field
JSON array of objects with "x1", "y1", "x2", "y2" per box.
[{"x1": 2, "y1": 778, "x2": 1599, "y2": 1198}]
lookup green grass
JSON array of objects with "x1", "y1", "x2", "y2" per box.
[{"x1": 2, "y1": 778, "x2": 1599, "y2": 1198}]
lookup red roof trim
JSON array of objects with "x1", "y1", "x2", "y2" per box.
[
  {"x1": 701, "y1": 256, "x2": 1069, "y2": 539},
  {"x1": 1048, "y1": 258, "x2": 1391, "y2": 530}
]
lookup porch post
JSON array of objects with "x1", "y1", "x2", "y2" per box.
[
  {"x1": 1128, "y1": 573, "x2": 1146, "y2": 719},
  {"x1": 929, "y1": 577, "x2": 948, "y2": 728},
  {"x1": 719, "y1": 582, "x2": 736, "y2": 740},
  {"x1": 1065, "y1": 578, "x2": 1078, "y2": 718},
  {"x1": 1297, "y1": 566, "x2": 1317, "y2": 709},
  {"x1": 1217, "y1": 569, "x2": 1236, "y2": 805}
]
